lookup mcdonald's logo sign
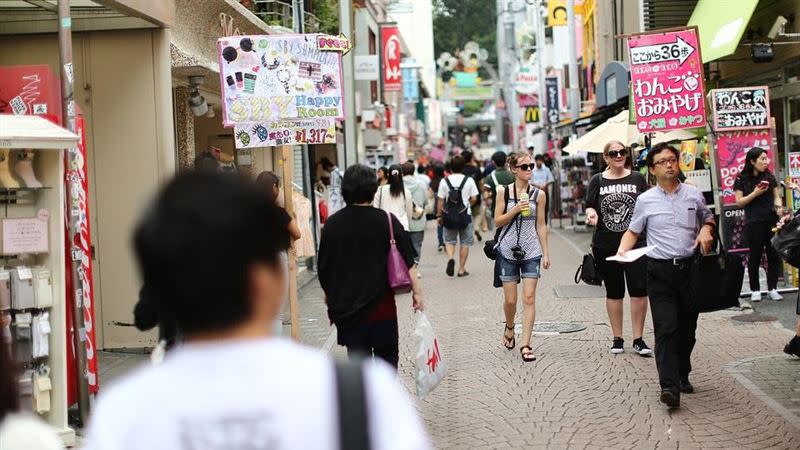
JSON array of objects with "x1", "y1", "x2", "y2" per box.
[{"x1": 525, "y1": 106, "x2": 540, "y2": 124}]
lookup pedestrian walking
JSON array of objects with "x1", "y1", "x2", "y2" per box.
[
  {"x1": 430, "y1": 164, "x2": 447, "y2": 252},
  {"x1": 403, "y1": 162, "x2": 428, "y2": 277},
  {"x1": 617, "y1": 143, "x2": 715, "y2": 409},
  {"x1": 530, "y1": 154, "x2": 555, "y2": 225},
  {"x1": 585, "y1": 141, "x2": 653, "y2": 356},
  {"x1": 84, "y1": 171, "x2": 430, "y2": 449},
  {"x1": 0, "y1": 315, "x2": 63, "y2": 450},
  {"x1": 734, "y1": 147, "x2": 785, "y2": 302},
  {"x1": 462, "y1": 150, "x2": 487, "y2": 236},
  {"x1": 377, "y1": 166, "x2": 389, "y2": 186},
  {"x1": 437, "y1": 155, "x2": 480, "y2": 277},
  {"x1": 494, "y1": 152, "x2": 551, "y2": 362},
  {"x1": 484, "y1": 151, "x2": 515, "y2": 222},
  {"x1": 319, "y1": 164, "x2": 424, "y2": 369},
  {"x1": 257, "y1": 171, "x2": 302, "y2": 328},
  {"x1": 374, "y1": 164, "x2": 413, "y2": 231}
]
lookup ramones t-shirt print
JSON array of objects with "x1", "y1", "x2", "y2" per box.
[{"x1": 585, "y1": 171, "x2": 649, "y2": 249}]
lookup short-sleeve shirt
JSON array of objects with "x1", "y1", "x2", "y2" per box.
[
  {"x1": 437, "y1": 174, "x2": 479, "y2": 208},
  {"x1": 629, "y1": 182, "x2": 714, "y2": 260},
  {"x1": 733, "y1": 172, "x2": 779, "y2": 223},
  {"x1": 531, "y1": 166, "x2": 554, "y2": 187},
  {"x1": 485, "y1": 168, "x2": 516, "y2": 211},
  {"x1": 585, "y1": 171, "x2": 649, "y2": 250}
]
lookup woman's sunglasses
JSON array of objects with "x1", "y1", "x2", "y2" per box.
[
  {"x1": 515, "y1": 163, "x2": 534, "y2": 171},
  {"x1": 607, "y1": 149, "x2": 628, "y2": 159}
]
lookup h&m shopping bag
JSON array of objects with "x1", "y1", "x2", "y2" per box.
[{"x1": 414, "y1": 311, "x2": 447, "y2": 399}]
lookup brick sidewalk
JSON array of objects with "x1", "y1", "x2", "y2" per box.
[{"x1": 307, "y1": 224, "x2": 800, "y2": 449}]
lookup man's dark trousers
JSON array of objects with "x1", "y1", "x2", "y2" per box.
[{"x1": 647, "y1": 260, "x2": 699, "y2": 393}]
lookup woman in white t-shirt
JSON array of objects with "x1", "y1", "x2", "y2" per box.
[{"x1": 373, "y1": 164, "x2": 413, "y2": 231}]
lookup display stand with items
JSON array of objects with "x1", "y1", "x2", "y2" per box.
[{"x1": 0, "y1": 114, "x2": 77, "y2": 445}]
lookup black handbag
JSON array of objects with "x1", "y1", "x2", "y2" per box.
[
  {"x1": 574, "y1": 252, "x2": 602, "y2": 286},
  {"x1": 689, "y1": 246, "x2": 744, "y2": 313},
  {"x1": 771, "y1": 213, "x2": 800, "y2": 269}
]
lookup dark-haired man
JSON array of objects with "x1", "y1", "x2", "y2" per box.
[
  {"x1": 437, "y1": 155, "x2": 479, "y2": 277},
  {"x1": 84, "y1": 171, "x2": 429, "y2": 450},
  {"x1": 617, "y1": 143, "x2": 715, "y2": 409},
  {"x1": 530, "y1": 154, "x2": 554, "y2": 224},
  {"x1": 484, "y1": 151, "x2": 515, "y2": 221}
]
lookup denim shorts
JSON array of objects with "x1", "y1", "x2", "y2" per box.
[
  {"x1": 443, "y1": 221, "x2": 474, "y2": 247},
  {"x1": 498, "y1": 255, "x2": 541, "y2": 282}
]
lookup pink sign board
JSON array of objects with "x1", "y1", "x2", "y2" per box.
[
  {"x1": 717, "y1": 130, "x2": 774, "y2": 206},
  {"x1": 628, "y1": 27, "x2": 706, "y2": 133},
  {"x1": 1, "y1": 217, "x2": 49, "y2": 255}
]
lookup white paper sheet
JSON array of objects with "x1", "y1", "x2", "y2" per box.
[{"x1": 606, "y1": 245, "x2": 657, "y2": 263}]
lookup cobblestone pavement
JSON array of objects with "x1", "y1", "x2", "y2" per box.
[{"x1": 298, "y1": 223, "x2": 800, "y2": 449}]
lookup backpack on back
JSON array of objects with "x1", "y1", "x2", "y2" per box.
[{"x1": 442, "y1": 176, "x2": 471, "y2": 230}]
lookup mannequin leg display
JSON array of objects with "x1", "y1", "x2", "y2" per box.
[
  {"x1": 0, "y1": 149, "x2": 20, "y2": 189},
  {"x1": 15, "y1": 149, "x2": 42, "y2": 188}
]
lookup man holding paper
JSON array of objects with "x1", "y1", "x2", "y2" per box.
[{"x1": 616, "y1": 143, "x2": 715, "y2": 410}]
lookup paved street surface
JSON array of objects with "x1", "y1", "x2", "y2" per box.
[{"x1": 297, "y1": 223, "x2": 800, "y2": 449}]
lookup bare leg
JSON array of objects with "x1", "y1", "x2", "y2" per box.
[
  {"x1": 445, "y1": 243, "x2": 456, "y2": 260},
  {"x1": 520, "y1": 278, "x2": 539, "y2": 349},
  {"x1": 606, "y1": 299, "x2": 623, "y2": 338},
  {"x1": 458, "y1": 245, "x2": 469, "y2": 274},
  {"x1": 630, "y1": 296, "x2": 648, "y2": 340},
  {"x1": 503, "y1": 282, "x2": 518, "y2": 326}
]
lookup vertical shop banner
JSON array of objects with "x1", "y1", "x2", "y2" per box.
[
  {"x1": 716, "y1": 130, "x2": 774, "y2": 206},
  {"x1": 789, "y1": 152, "x2": 800, "y2": 209},
  {"x1": 402, "y1": 66, "x2": 419, "y2": 103},
  {"x1": 545, "y1": 77, "x2": 560, "y2": 125},
  {"x1": 66, "y1": 115, "x2": 99, "y2": 403},
  {"x1": 217, "y1": 35, "x2": 345, "y2": 126},
  {"x1": 710, "y1": 86, "x2": 770, "y2": 131},
  {"x1": 381, "y1": 26, "x2": 402, "y2": 91},
  {"x1": 627, "y1": 27, "x2": 707, "y2": 133}
]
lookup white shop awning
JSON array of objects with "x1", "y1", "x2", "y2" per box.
[{"x1": 0, "y1": 114, "x2": 79, "y2": 149}]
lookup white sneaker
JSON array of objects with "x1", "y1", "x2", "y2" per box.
[
  {"x1": 750, "y1": 292, "x2": 762, "y2": 302},
  {"x1": 768, "y1": 289, "x2": 783, "y2": 301}
]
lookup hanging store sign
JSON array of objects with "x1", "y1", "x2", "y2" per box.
[
  {"x1": 789, "y1": 152, "x2": 800, "y2": 209},
  {"x1": 524, "y1": 106, "x2": 540, "y2": 124},
  {"x1": 381, "y1": 25, "x2": 402, "y2": 91},
  {"x1": 627, "y1": 27, "x2": 707, "y2": 133},
  {"x1": 710, "y1": 86, "x2": 770, "y2": 131},
  {"x1": 716, "y1": 129, "x2": 774, "y2": 206},
  {"x1": 545, "y1": 77, "x2": 560, "y2": 124},
  {"x1": 317, "y1": 33, "x2": 352, "y2": 55},
  {"x1": 354, "y1": 55, "x2": 379, "y2": 80},
  {"x1": 233, "y1": 118, "x2": 336, "y2": 148},
  {"x1": 217, "y1": 35, "x2": 345, "y2": 126},
  {"x1": 514, "y1": 67, "x2": 538, "y2": 95}
]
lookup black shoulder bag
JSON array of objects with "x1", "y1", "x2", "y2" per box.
[
  {"x1": 574, "y1": 177, "x2": 602, "y2": 286},
  {"x1": 689, "y1": 240, "x2": 743, "y2": 313},
  {"x1": 335, "y1": 358, "x2": 370, "y2": 450},
  {"x1": 484, "y1": 184, "x2": 512, "y2": 260}
]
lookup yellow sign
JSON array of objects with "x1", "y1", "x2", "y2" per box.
[
  {"x1": 679, "y1": 140, "x2": 698, "y2": 172},
  {"x1": 547, "y1": 1, "x2": 584, "y2": 27},
  {"x1": 525, "y1": 106, "x2": 540, "y2": 124}
]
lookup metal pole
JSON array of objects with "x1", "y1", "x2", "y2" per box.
[
  {"x1": 535, "y1": 0, "x2": 548, "y2": 154},
  {"x1": 338, "y1": 0, "x2": 357, "y2": 166},
  {"x1": 57, "y1": 0, "x2": 91, "y2": 425},
  {"x1": 567, "y1": 0, "x2": 580, "y2": 120}
]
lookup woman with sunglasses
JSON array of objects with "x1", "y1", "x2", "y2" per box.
[
  {"x1": 585, "y1": 140, "x2": 653, "y2": 356},
  {"x1": 494, "y1": 152, "x2": 550, "y2": 362}
]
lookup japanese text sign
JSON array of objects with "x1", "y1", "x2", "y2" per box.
[
  {"x1": 217, "y1": 35, "x2": 344, "y2": 126},
  {"x1": 716, "y1": 130, "x2": 774, "y2": 206},
  {"x1": 710, "y1": 86, "x2": 770, "y2": 131},
  {"x1": 545, "y1": 77, "x2": 560, "y2": 124},
  {"x1": 627, "y1": 27, "x2": 706, "y2": 133},
  {"x1": 381, "y1": 26, "x2": 402, "y2": 91},
  {"x1": 234, "y1": 118, "x2": 336, "y2": 148}
]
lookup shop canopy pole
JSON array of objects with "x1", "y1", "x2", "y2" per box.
[
  {"x1": 58, "y1": 0, "x2": 92, "y2": 424},
  {"x1": 281, "y1": 145, "x2": 300, "y2": 339}
]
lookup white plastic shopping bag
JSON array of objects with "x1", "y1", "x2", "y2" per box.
[{"x1": 414, "y1": 311, "x2": 447, "y2": 399}]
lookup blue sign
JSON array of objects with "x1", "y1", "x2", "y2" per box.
[{"x1": 402, "y1": 67, "x2": 419, "y2": 103}]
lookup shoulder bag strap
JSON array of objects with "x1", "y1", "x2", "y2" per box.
[
  {"x1": 444, "y1": 177, "x2": 454, "y2": 190},
  {"x1": 458, "y1": 175, "x2": 469, "y2": 190},
  {"x1": 491, "y1": 171, "x2": 499, "y2": 189},
  {"x1": 379, "y1": 186, "x2": 383, "y2": 208},
  {"x1": 335, "y1": 358, "x2": 370, "y2": 450},
  {"x1": 386, "y1": 211, "x2": 395, "y2": 244}
]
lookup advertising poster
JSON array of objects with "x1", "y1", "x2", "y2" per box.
[
  {"x1": 710, "y1": 86, "x2": 770, "y2": 132},
  {"x1": 381, "y1": 26, "x2": 402, "y2": 91},
  {"x1": 234, "y1": 118, "x2": 336, "y2": 148},
  {"x1": 721, "y1": 206, "x2": 749, "y2": 254},
  {"x1": 217, "y1": 35, "x2": 345, "y2": 127},
  {"x1": 717, "y1": 129, "x2": 774, "y2": 206},
  {"x1": 679, "y1": 140, "x2": 697, "y2": 172},
  {"x1": 0, "y1": 65, "x2": 62, "y2": 123},
  {"x1": 627, "y1": 27, "x2": 707, "y2": 133}
]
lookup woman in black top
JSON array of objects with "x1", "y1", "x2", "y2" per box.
[
  {"x1": 318, "y1": 164, "x2": 424, "y2": 369},
  {"x1": 585, "y1": 140, "x2": 653, "y2": 357},
  {"x1": 734, "y1": 147, "x2": 785, "y2": 302}
]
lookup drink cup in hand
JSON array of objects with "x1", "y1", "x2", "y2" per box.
[{"x1": 519, "y1": 192, "x2": 531, "y2": 217}]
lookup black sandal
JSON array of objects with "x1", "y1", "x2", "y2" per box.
[
  {"x1": 520, "y1": 345, "x2": 536, "y2": 362},
  {"x1": 503, "y1": 324, "x2": 515, "y2": 350}
]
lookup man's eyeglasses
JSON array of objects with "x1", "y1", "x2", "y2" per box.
[
  {"x1": 607, "y1": 149, "x2": 628, "y2": 159},
  {"x1": 515, "y1": 164, "x2": 534, "y2": 171},
  {"x1": 653, "y1": 157, "x2": 678, "y2": 167}
]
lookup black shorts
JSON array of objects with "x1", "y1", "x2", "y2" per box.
[{"x1": 592, "y1": 246, "x2": 648, "y2": 300}]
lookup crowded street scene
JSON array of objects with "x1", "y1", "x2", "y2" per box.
[{"x1": 3, "y1": 0, "x2": 800, "y2": 449}]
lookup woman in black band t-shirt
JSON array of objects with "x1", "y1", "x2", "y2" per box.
[
  {"x1": 734, "y1": 147, "x2": 785, "y2": 302},
  {"x1": 585, "y1": 140, "x2": 653, "y2": 357}
]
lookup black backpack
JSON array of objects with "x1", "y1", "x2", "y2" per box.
[{"x1": 442, "y1": 176, "x2": 471, "y2": 230}]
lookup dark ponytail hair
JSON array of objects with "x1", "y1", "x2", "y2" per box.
[
  {"x1": 256, "y1": 171, "x2": 281, "y2": 205},
  {"x1": 387, "y1": 164, "x2": 405, "y2": 198},
  {"x1": 742, "y1": 147, "x2": 769, "y2": 180}
]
